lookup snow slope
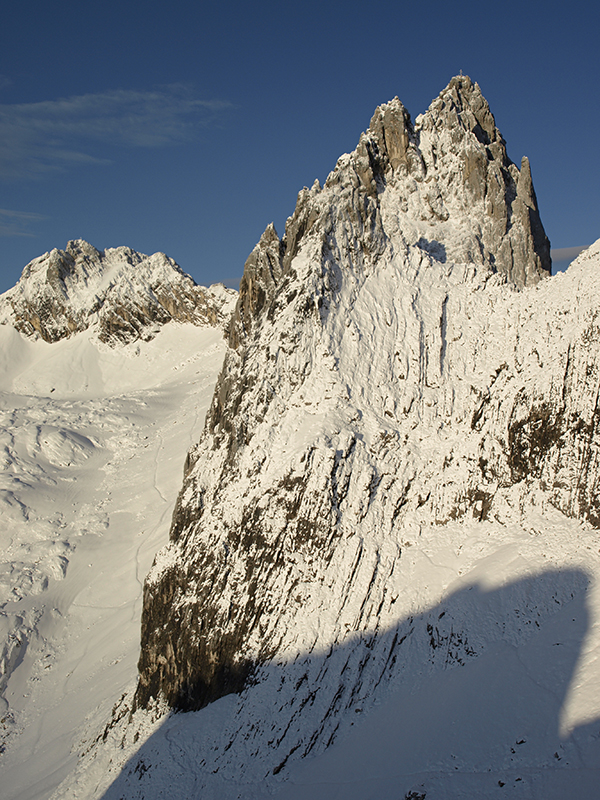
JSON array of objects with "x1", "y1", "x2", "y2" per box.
[
  {"x1": 71, "y1": 517, "x2": 600, "y2": 800},
  {"x1": 0, "y1": 315, "x2": 233, "y2": 799}
]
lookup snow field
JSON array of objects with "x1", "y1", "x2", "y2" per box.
[{"x1": 0, "y1": 322, "x2": 228, "y2": 799}]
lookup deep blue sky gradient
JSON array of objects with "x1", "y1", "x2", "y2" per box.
[{"x1": 1, "y1": 0, "x2": 598, "y2": 291}]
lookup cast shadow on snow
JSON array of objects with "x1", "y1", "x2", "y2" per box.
[{"x1": 99, "y1": 566, "x2": 599, "y2": 799}]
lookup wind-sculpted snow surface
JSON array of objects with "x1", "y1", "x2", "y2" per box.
[
  {"x1": 124, "y1": 76, "x2": 600, "y2": 793},
  {"x1": 0, "y1": 238, "x2": 235, "y2": 345}
]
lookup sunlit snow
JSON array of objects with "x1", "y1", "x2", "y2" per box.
[{"x1": 0, "y1": 322, "x2": 229, "y2": 799}]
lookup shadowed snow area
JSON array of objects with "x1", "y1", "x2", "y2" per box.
[
  {"x1": 0, "y1": 321, "x2": 231, "y2": 799},
  {"x1": 72, "y1": 530, "x2": 600, "y2": 800}
]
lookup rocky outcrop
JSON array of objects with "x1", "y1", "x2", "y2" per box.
[
  {"x1": 134, "y1": 77, "x2": 583, "y2": 774},
  {"x1": 0, "y1": 239, "x2": 236, "y2": 345},
  {"x1": 226, "y1": 77, "x2": 549, "y2": 353}
]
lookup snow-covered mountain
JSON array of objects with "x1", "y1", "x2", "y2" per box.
[
  {"x1": 120, "y1": 75, "x2": 597, "y2": 796},
  {"x1": 136, "y1": 74, "x2": 559, "y2": 710},
  {"x1": 2, "y1": 75, "x2": 600, "y2": 800},
  {"x1": 0, "y1": 250, "x2": 236, "y2": 798},
  {"x1": 0, "y1": 239, "x2": 234, "y2": 345}
]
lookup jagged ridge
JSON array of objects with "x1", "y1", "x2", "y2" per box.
[{"x1": 0, "y1": 239, "x2": 236, "y2": 345}]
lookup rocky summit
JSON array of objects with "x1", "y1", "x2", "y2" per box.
[
  {"x1": 0, "y1": 239, "x2": 235, "y2": 345},
  {"x1": 136, "y1": 75, "x2": 555, "y2": 712},
  {"x1": 128, "y1": 75, "x2": 600, "y2": 792}
]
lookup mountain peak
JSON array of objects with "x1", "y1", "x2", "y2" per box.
[
  {"x1": 0, "y1": 241, "x2": 237, "y2": 345},
  {"x1": 359, "y1": 75, "x2": 550, "y2": 285},
  {"x1": 135, "y1": 77, "x2": 559, "y2": 723},
  {"x1": 431, "y1": 74, "x2": 500, "y2": 145},
  {"x1": 226, "y1": 77, "x2": 550, "y2": 365},
  {"x1": 367, "y1": 95, "x2": 414, "y2": 173},
  {"x1": 65, "y1": 238, "x2": 101, "y2": 258}
]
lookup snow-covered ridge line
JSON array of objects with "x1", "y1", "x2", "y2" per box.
[{"x1": 0, "y1": 238, "x2": 237, "y2": 346}]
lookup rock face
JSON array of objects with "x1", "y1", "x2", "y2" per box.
[
  {"x1": 0, "y1": 239, "x2": 236, "y2": 345},
  {"x1": 134, "y1": 76, "x2": 593, "y2": 775}
]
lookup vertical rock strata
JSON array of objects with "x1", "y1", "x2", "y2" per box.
[{"x1": 135, "y1": 77, "x2": 598, "y2": 771}]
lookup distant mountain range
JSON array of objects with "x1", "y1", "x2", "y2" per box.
[{"x1": 0, "y1": 238, "x2": 235, "y2": 345}]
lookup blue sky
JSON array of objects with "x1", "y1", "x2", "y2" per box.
[{"x1": 0, "y1": 0, "x2": 598, "y2": 291}]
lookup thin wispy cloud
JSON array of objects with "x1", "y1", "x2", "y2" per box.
[
  {"x1": 551, "y1": 246, "x2": 589, "y2": 262},
  {"x1": 0, "y1": 85, "x2": 231, "y2": 180},
  {"x1": 0, "y1": 208, "x2": 47, "y2": 237}
]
